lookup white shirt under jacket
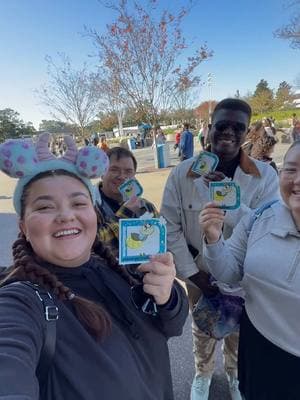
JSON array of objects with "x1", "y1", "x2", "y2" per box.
[{"x1": 204, "y1": 201, "x2": 300, "y2": 357}]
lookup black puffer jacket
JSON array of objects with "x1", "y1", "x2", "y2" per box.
[{"x1": 0, "y1": 257, "x2": 188, "y2": 400}]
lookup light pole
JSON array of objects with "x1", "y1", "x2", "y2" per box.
[{"x1": 207, "y1": 73, "x2": 213, "y2": 123}]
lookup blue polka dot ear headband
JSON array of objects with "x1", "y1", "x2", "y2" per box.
[{"x1": 0, "y1": 133, "x2": 109, "y2": 215}]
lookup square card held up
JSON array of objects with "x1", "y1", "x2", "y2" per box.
[
  {"x1": 119, "y1": 178, "x2": 143, "y2": 202},
  {"x1": 209, "y1": 181, "x2": 241, "y2": 210},
  {"x1": 191, "y1": 151, "x2": 219, "y2": 176},
  {"x1": 119, "y1": 218, "x2": 167, "y2": 265}
]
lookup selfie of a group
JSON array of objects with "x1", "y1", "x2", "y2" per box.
[{"x1": 0, "y1": 1, "x2": 299, "y2": 399}]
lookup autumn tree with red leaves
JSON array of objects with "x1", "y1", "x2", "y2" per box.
[
  {"x1": 88, "y1": 0, "x2": 212, "y2": 135},
  {"x1": 194, "y1": 100, "x2": 217, "y2": 122}
]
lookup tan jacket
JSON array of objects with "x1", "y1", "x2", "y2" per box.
[{"x1": 160, "y1": 152, "x2": 279, "y2": 280}]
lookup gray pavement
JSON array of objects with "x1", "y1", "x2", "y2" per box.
[
  {"x1": 0, "y1": 212, "x2": 17, "y2": 267},
  {"x1": 169, "y1": 318, "x2": 232, "y2": 400},
  {"x1": 0, "y1": 138, "x2": 290, "y2": 399}
]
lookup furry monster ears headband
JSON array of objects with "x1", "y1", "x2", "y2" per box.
[{"x1": 0, "y1": 133, "x2": 109, "y2": 215}]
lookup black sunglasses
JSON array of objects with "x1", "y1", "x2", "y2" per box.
[
  {"x1": 215, "y1": 121, "x2": 246, "y2": 134},
  {"x1": 131, "y1": 284, "x2": 158, "y2": 316}
]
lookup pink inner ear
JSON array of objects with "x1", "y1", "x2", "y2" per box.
[
  {"x1": 36, "y1": 133, "x2": 56, "y2": 161},
  {"x1": 61, "y1": 135, "x2": 77, "y2": 163}
]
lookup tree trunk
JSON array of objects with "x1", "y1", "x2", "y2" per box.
[{"x1": 117, "y1": 110, "x2": 124, "y2": 137}]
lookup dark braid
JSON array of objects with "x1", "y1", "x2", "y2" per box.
[
  {"x1": 2, "y1": 234, "x2": 111, "y2": 341},
  {"x1": 92, "y1": 239, "x2": 138, "y2": 286}
]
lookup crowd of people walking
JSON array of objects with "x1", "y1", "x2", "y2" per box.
[{"x1": 0, "y1": 98, "x2": 300, "y2": 400}]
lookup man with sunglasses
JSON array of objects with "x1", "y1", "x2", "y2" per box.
[{"x1": 161, "y1": 98, "x2": 279, "y2": 400}]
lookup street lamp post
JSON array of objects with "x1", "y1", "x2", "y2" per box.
[{"x1": 207, "y1": 73, "x2": 213, "y2": 123}]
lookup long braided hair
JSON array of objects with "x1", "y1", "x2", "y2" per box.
[
  {"x1": 92, "y1": 238, "x2": 137, "y2": 286},
  {"x1": 1, "y1": 170, "x2": 136, "y2": 341}
]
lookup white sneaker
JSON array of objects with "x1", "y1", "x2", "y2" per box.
[
  {"x1": 226, "y1": 373, "x2": 242, "y2": 400},
  {"x1": 190, "y1": 375, "x2": 212, "y2": 400}
]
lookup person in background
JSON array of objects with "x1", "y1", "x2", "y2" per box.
[
  {"x1": 250, "y1": 134, "x2": 278, "y2": 172},
  {"x1": 179, "y1": 123, "x2": 194, "y2": 161},
  {"x1": 134, "y1": 133, "x2": 141, "y2": 147},
  {"x1": 198, "y1": 121, "x2": 209, "y2": 150},
  {"x1": 291, "y1": 120, "x2": 300, "y2": 142},
  {"x1": 156, "y1": 126, "x2": 167, "y2": 145},
  {"x1": 92, "y1": 136, "x2": 99, "y2": 147},
  {"x1": 200, "y1": 141, "x2": 300, "y2": 400},
  {"x1": 50, "y1": 139, "x2": 58, "y2": 155},
  {"x1": 161, "y1": 98, "x2": 279, "y2": 400},
  {"x1": 242, "y1": 121, "x2": 264, "y2": 155},
  {"x1": 57, "y1": 137, "x2": 66, "y2": 155},
  {"x1": 262, "y1": 118, "x2": 276, "y2": 137},
  {"x1": 269, "y1": 115, "x2": 276, "y2": 128},
  {"x1": 173, "y1": 128, "x2": 181, "y2": 152},
  {"x1": 138, "y1": 123, "x2": 147, "y2": 148},
  {"x1": 0, "y1": 133, "x2": 188, "y2": 400},
  {"x1": 99, "y1": 136, "x2": 109, "y2": 153},
  {"x1": 175, "y1": 129, "x2": 182, "y2": 157},
  {"x1": 243, "y1": 119, "x2": 276, "y2": 156},
  {"x1": 95, "y1": 147, "x2": 159, "y2": 258},
  {"x1": 292, "y1": 112, "x2": 298, "y2": 127}
]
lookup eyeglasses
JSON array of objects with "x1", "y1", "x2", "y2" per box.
[
  {"x1": 131, "y1": 284, "x2": 158, "y2": 316},
  {"x1": 280, "y1": 167, "x2": 300, "y2": 178},
  {"x1": 214, "y1": 121, "x2": 246, "y2": 134},
  {"x1": 108, "y1": 167, "x2": 135, "y2": 179}
]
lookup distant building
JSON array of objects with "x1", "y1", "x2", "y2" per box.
[
  {"x1": 113, "y1": 126, "x2": 139, "y2": 137},
  {"x1": 293, "y1": 98, "x2": 300, "y2": 108},
  {"x1": 292, "y1": 89, "x2": 300, "y2": 108}
]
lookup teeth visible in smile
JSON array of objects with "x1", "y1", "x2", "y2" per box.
[
  {"x1": 54, "y1": 229, "x2": 80, "y2": 238},
  {"x1": 219, "y1": 138, "x2": 234, "y2": 142}
]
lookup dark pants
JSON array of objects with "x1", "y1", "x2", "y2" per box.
[
  {"x1": 238, "y1": 309, "x2": 300, "y2": 400},
  {"x1": 200, "y1": 136, "x2": 205, "y2": 149}
]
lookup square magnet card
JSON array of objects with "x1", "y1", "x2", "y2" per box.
[
  {"x1": 191, "y1": 151, "x2": 219, "y2": 176},
  {"x1": 209, "y1": 181, "x2": 241, "y2": 210},
  {"x1": 119, "y1": 218, "x2": 167, "y2": 265},
  {"x1": 119, "y1": 178, "x2": 143, "y2": 202}
]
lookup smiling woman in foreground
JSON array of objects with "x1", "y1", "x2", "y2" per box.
[{"x1": 0, "y1": 133, "x2": 188, "y2": 400}]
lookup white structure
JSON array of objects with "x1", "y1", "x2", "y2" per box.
[
  {"x1": 113, "y1": 124, "x2": 178, "y2": 137},
  {"x1": 293, "y1": 89, "x2": 300, "y2": 108},
  {"x1": 113, "y1": 126, "x2": 139, "y2": 137},
  {"x1": 293, "y1": 99, "x2": 300, "y2": 108}
]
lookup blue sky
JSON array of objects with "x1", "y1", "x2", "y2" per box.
[{"x1": 0, "y1": 0, "x2": 299, "y2": 128}]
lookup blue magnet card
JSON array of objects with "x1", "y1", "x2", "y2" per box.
[
  {"x1": 119, "y1": 218, "x2": 166, "y2": 265},
  {"x1": 209, "y1": 181, "x2": 241, "y2": 210},
  {"x1": 119, "y1": 178, "x2": 143, "y2": 202},
  {"x1": 191, "y1": 151, "x2": 219, "y2": 176}
]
